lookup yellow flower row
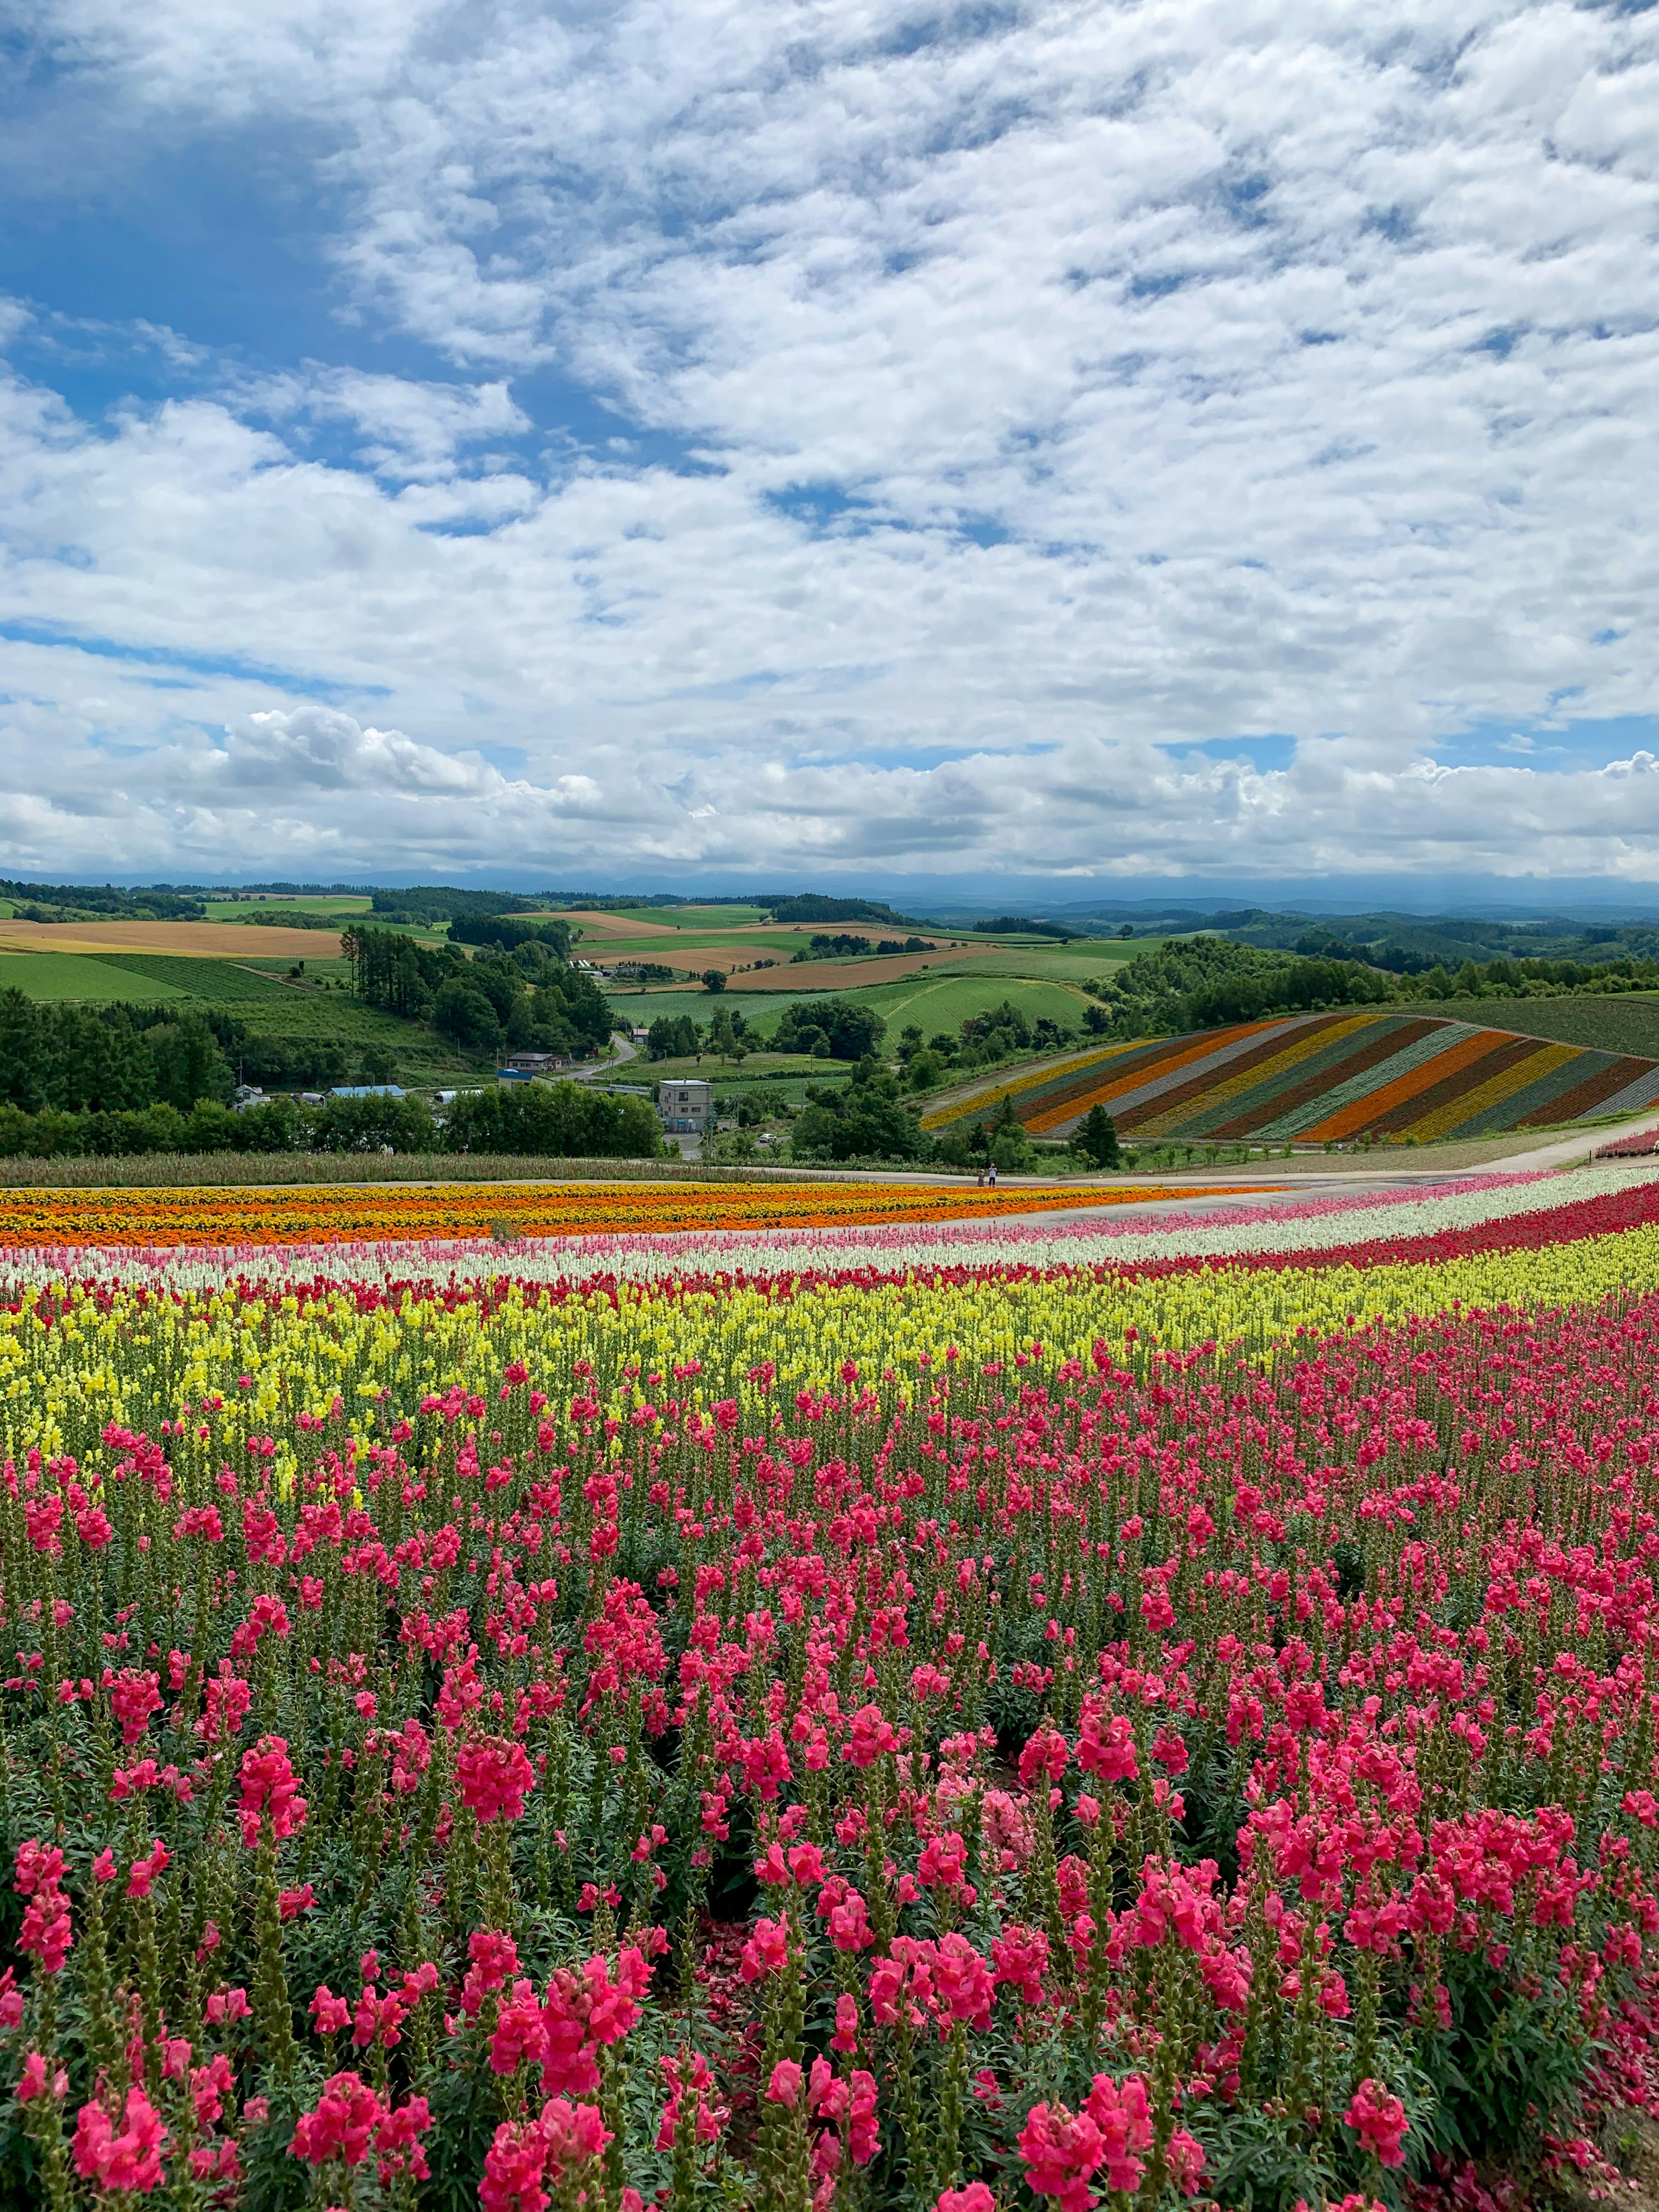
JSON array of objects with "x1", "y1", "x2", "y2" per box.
[{"x1": 5, "y1": 1215, "x2": 1658, "y2": 1473}]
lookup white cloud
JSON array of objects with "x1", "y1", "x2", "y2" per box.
[
  {"x1": 1, "y1": 0, "x2": 1656, "y2": 882},
  {"x1": 211, "y1": 706, "x2": 502, "y2": 793},
  {"x1": 4, "y1": 690, "x2": 1659, "y2": 883},
  {"x1": 246, "y1": 368, "x2": 529, "y2": 479}
]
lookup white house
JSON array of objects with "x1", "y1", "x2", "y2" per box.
[{"x1": 657, "y1": 1078, "x2": 713, "y2": 1135}]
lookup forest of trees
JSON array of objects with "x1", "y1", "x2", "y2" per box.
[
  {"x1": 367, "y1": 886, "x2": 545, "y2": 923},
  {"x1": 0, "y1": 993, "x2": 231, "y2": 1115},
  {"x1": 342, "y1": 926, "x2": 611, "y2": 1056},
  {"x1": 789, "y1": 1059, "x2": 926, "y2": 1162},
  {"x1": 770, "y1": 999, "x2": 887, "y2": 1059},
  {"x1": 447, "y1": 914, "x2": 573, "y2": 957},
  {"x1": 0, "y1": 992, "x2": 428, "y2": 1155}
]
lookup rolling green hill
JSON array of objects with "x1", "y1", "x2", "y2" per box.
[
  {"x1": 88, "y1": 956, "x2": 452, "y2": 1058},
  {"x1": 808, "y1": 970, "x2": 1091, "y2": 1036}
]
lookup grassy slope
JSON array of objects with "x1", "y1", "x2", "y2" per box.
[
  {"x1": 1408, "y1": 995, "x2": 1659, "y2": 1058},
  {"x1": 608, "y1": 988, "x2": 808, "y2": 1025},
  {"x1": 591, "y1": 904, "x2": 772, "y2": 927},
  {"x1": 93, "y1": 955, "x2": 311, "y2": 1002},
  {"x1": 0, "y1": 953, "x2": 186, "y2": 1002},
  {"x1": 87, "y1": 955, "x2": 467, "y2": 1068},
  {"x1": 612, "y1": 970, "x2": 1103, "y2": 1037},
  {"x1": 955, "y1": 939, "x2": 1157, "y2": 979},
  {"x1": 573, "y1": 926, "x2": 808, "y2": 953},
  {"x1": 640, "y1": 1051, "x2": 830, "y2": 1079},
  {"x1": 639, "y1": 1052, "x2": 844, "y2": 1106},
  {"x1": 237, "y1": 956, "x2": 354, "y2": 984},
  {"x1": 818, "y1": 971, "x2": 1092, "y2": 1033}
]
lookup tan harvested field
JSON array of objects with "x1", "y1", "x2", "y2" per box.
[
  {"x1": 725, "y1": 943, "x2": 1008, "y2": 991},
  {"x1": 0, "y1": 919, "x2": 344, "y2": 959},
  {"x1": 589, "y1": 941, "x2": 785, "y2": 978},
  {"x1": 667, "y1": 947, "x2": 778, "y2": 977}
]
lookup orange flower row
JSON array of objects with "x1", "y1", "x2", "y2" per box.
[{"x1": 0, "y1": 1179, "x2": 1274, "y2": 1249}]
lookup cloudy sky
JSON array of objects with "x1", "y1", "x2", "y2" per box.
[{"x1": 2, "y1": 0, "x2": 1656, "y2": 891}]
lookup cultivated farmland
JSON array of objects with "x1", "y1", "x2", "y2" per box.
[
  {"x1": 0, "y1": 917, "x2": 343, "y2": 958},
  {"x1": 1406, "y1": 992, "x2": 1659, "y2": 1061},
  {"x1": 924, "y1": 1009, "x2": 1659, "y2": 1143},
  {"x1": 0, "y1": 953, "x2": 186, "y2": 1003}
]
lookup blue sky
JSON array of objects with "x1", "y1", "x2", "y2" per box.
[{"x1": 2, "y1": 0, "x2": 1657, "y2": 889}]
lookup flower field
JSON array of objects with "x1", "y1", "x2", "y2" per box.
[
  {"x1": 4, "y1": 1168, "x2": 1659, "y2": 2212},
  {"x1": 1598, "y1": 1127, "x2": 1659, "y2": 1161},
  {"x1": 0, "y1": 1180, "x2": 1267, "y2": 1253},
  {"x1": 922, "y1": 1011, "x2": 1659, "y2": 1144}
]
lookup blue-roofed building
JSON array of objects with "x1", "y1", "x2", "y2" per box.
[{"x1": 329, "y1": 1085, "x2": 406, "y2": 1099}]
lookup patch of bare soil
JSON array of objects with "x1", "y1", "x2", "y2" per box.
[{"x1": 1545, "y1": 2108, "x2": 1659, "y2": 2212}]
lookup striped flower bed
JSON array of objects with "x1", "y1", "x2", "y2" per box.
[{"x1": 925, "y1": 1011, "x2": 1659, "y2": 1143}]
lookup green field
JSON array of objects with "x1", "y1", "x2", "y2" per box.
[
  {"x1": 1408, "y1": 994, "x2": 1659, "y2": 1060},
  {"x1": 580, "y1": 926, "x2": 958, "y2": 958},
  {"x1": 548, "y1": 905, "x2": 774, "y2": 934},
  {"x1": 201, "y1": 896, "x2": 371, "y2": 919},
  {"x1": 237, "y1": 955, "x2": 354, "y2": 985},
  {"x1": 83, "y1": 955, "x2": 447, "y2": 1054},
  {"x1": 595, "y1": 904, "x2": 772, "y2": 928},
  {"x1": 607, "y1": 987, "x2": 806, "y2": 1026},
  {"x1": 92, "y1": 955, "x2": 316, "y2": 1003},
  {"x1": 608, "y1": 970, "x2": 1100, "y2": 1039},
  {"x1": 642, "y1": 1050, "x2": 837, "y2": 1087},
  {"x1": 815, "y1": 971, "x2": 1093, "y2": 1035},
  {"x1": 954, "y1": 937, "x2": 1161, "y2": 979},
  {"x1": 589, "y1": 932, "x2": 1150, "y2": 987},
  {"x1": 0, "y1": 953, "x2": 187, "y2": 1002}
]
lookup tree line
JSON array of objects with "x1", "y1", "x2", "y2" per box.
[
  {"x1": 0, "y1": 1081, "x2": 662, "y2": 1161},
  {"x1": 788, "y1": 933, "x2": 934, "y2": 962},
  {"x1": 366, "y1": 886, "x2": 548, "y2": 923},
  {"x1": 0, "y1": 880, "x2": 206, "y2": 922},
  {"x1": 644, "y1": 998, "x2": 887, "y2": 1063},
  {"x1": 1096, "y1": 937, "x2": 1659, "y2": 1037}
]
